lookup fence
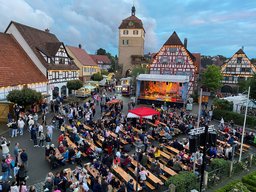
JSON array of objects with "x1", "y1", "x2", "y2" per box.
[{"x1": 205, "y1": 154, "x2": 254, "y2": 190}]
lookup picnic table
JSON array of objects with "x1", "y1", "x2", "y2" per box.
[
  {"x1": 130, "y1": 157, "x2": 164, "y2": 186},
  {"x1": 112, "y1": 166, "x2": 142, "y2": 191},
  {"x1": 148, "y1": 157, "x2": 177, "y2": 176}
]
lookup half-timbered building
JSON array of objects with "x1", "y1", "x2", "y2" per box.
[
  {"x1": 221, "y1": 49, "x2": 256, "y2": 85},
  {"x1": 150, "y1": 31, "x2": 200, "y2": 95},
  {"x1": 5, "y1": 21, "x2": 79, "y2": 100}
]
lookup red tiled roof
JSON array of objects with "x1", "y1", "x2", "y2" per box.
[
  {"x1": 164, "y1": 31, "x2": 183, "y2": 46},
  {"x1": 67, "y1": 46, "x2": 98, "y2": 66},
  {"x1": 5, "y1": 21, "x2": 79, "y2": 70},
  {"x1": 90, "y1": 55, "x2": 111, "y2": 65},
  {"x1": 119, "y1": 15, "x2": 144, "y2": 31},
  {"x1": 0, "y1": 33, "x2": 48, "y2": 87}
]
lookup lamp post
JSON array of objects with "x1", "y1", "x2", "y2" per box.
[
  {"x1": 197, "y1": 88, "x2": 203, "y2": 128},
  {"x1": 134, "y1": 141, "x2": 144, "y2": 192},
  {"x1": 239, "y1": 86, "x2": 250, "y2": 162}
]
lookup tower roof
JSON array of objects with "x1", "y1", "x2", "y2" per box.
[
  {"x1": 119, "y1": 6, "x2": 144, "y2": 31},
  {"x1": 164, "y1": 31, "x2": 183, "y2": 46}
]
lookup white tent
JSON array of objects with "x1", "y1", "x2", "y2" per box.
[
  {"x1": 127, "y1": 112, "x2": 153, "y2": 119},
  {"x1": 222, "y1": 94, "x2": 256, "y2": 113}
]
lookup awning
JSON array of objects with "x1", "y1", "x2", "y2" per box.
[
  {"x1": 127, "y1": 112, "x2": 152, "y2": 119},
  {"x1": 128, "y1": 106, "x2": 160, "y2": 124},
  {"x1": 136, "y1": 74, "x2": 189, "y2": 83}
]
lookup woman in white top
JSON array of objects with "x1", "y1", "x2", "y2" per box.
[{"x1": 139, "y1": 167, "x2": 148, "y2": 181}]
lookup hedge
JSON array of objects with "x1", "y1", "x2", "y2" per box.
[
  {"x1": 242, "y1": 171, "x2": 256, "y2": 191},
  {"x1": 215, "y1": 180, "x2": 250, "y2": 192},
  {"x1": 165, "y1": 171, "x2": 199, "y2": 192},
  {"x1": 213, "y1": 109, "x2": 256, "y2": 128}
]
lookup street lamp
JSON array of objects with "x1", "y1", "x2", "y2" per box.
[{"x1": 134, "y1": 140, "x2": 144, "y2": 192}]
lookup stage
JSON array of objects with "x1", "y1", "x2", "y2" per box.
[{"x1": 136, "y1": 74, "x2": 189, "y2": 106}]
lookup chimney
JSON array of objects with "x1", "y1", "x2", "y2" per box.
[
  {"x1": 78, "y1": 44, "x2": 82, "y2": 49},
  {"x1": 184, "y1": 38, "x2": 188, "y2": 49},
  {"x1": 242, "y1": 46, "x2": 244, "y2": 50},
  {"x1": 45, "y1": 28, "x2": 50, "y2": 33}
]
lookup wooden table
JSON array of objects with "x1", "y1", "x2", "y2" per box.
[
  {"x1": 148, "y1": 157, "x2": 177, "y2": 176},
  {"x1": 112, "y1": 166, "x2": 142, "y2": 191},
  {"x1": 65, "y1": 136, "x2": 77, "y2": 149},
  {"x1": 84, "y1": 124, "x2": 93, "y2": 131},
  {"x1": 86, "y1": 165, "x2": 100, "y2": 178},
  {"x1": 130, "y1": 157, "x2": 164, "y2": 185}
]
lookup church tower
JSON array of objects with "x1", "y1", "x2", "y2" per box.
[{"x1": 118, "y1": 5, "x2": 145, "y2": 77}]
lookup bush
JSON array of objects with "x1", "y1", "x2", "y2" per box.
[
  {"x1": 91, "y1": 72, "x2": 103, "y2": 81},
  {"x1": 7, "y1": 88, "x2": 42, "y2": 107},
  {"x1": 242, "y1": 171, "x2": 256, "y2": 191},
  {"x1": 101, "y1": 70, "x2": 109, "y2": 76},
  {"x1": 213, "y1": 109, "x2": 256, "y2": 128},
  {"x1": 215, "y1": 180, "x2": 250, "y2": 192},
  {"x1": 165, "y1": 171, "x2": 199, "y2": 192},
  {"x1": 209, "y1": 158, "x2": 230, "y2": 176},
  {"x1": 213, "y1": 98, "x2": 233, "y2": 111},
  {"x1": 67, "y1": 80, "x2": 83, "y2": 92}
]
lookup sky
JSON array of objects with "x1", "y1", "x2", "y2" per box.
[{"x1": 0, "y1": 0, "x2": 256, "y2": 58}]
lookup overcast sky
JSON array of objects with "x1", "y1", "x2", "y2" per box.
[{"x1": 0, "y1": 0, "x2": 256, "y2": 58}]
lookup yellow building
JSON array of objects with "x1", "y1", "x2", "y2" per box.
[{"x1": 66, "y1": 45, "x2": 100, "y2": 82}]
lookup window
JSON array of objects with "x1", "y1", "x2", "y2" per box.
[
  {"x1": 133, "y1": 30, "x2": 138, "y2": 35},
  {"x1": 226, "y1": 67, "x2": 235, "y2": 72},
  {"x1": 176, "y1": 58, "x2": 184, "y2": 64},
  {"x1": 237, "y1": 57, "x2": 242, "y2": 63},
  {"x1": 241, "y1": 68, "x2": 251, "y2": 73},
  {"x1": 123, "y1": 30, "x2": 129, "y2": 35},
  {"x1": 169, "y1": 47, "x2": 177, "y2": 53},
  {"x1": 122, "y1": 40, "x2": 129, "y2": 45},
  {"x1": 160, "y1": 56, "x2": 169, "y2": 63}
]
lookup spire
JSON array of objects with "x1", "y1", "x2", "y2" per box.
[{"x1": 131, "y1": 5, "x2": 136, "y2": 16}]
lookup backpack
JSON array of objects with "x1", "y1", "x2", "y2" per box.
[{"x1": 45, "y1": 135, "x2": 51, "y2": 142}]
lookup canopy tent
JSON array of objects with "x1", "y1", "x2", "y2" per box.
[
  {"x1": 127, "y1": 112, "x2": 153, "y2": 119},
  {"x1": 128, "y1": 107, "x2": 160, "y2": 124},
  {"x1": 222, "y1": 94, "x2": 256, "y2": 113}
]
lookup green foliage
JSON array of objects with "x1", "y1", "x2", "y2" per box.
[
  {"x1": 96, "y1": 48, "x2": 107, "y2": 55},
  {"x1": 101, "y1": 70, "x2": 109, "y2": 76},
  {"x1": 238, "y1": 80, "x2": 250, "y2": 93},
  {"x1": 242, "y1": 170, "x2": 256, "y2": 191},
  {"x1": 165, "y1": 171, "x2": 199, "y2": 192},
  {"x1": 210, "y1": 158, "x2": 230, "y2": 175},
  {"x1": 7, "y1": 88, "x2": 42, "y2": 107},
  {"x1": 215, "y1": 180, "x2": 250, "y2": 192},
  {"x1": 250, "y1": 74, "x2": 256, "y2": 100},
  {"x1": 213, "y1": 109, "x2": 256, "y2": 128},
  {"x1": 213, "y1": 98, "x2": 233, "y2": 111},
  {"x1": 91, "y1": 72, "x2": 103, "y2": 81},
  {"x1": 131, "y1": 65, "x2": 148, "y2": 77},
  {"x1": 67, "y1": 80, "x2": 83, "y2": 91},
  {"x1": 201, "y1": 65, "x2": 223, "y2": 92}
]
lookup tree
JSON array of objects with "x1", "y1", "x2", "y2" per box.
[
  {"x1": 131, "y1": 65, "x2": 148, "y2": 77},
  {"x1": 201, "y1": 65, "x2": 223, "y2": 92},
  {"x1": 96, "y1": 48, "x2": 107, "y2": 55},
  {"x1": 249, "y1": 74, "x2": 256, "y2": 100},
  {"x1": 91, "y1": 72, "x2": 103, "y2": 81},
  {"x1": 7, "y1": 88, "x2": 42, "y2": 107},
  {"x1": 67, "y1": 80, "x2": 83, "y2": 92}
]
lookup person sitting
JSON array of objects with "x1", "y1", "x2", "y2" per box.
[{"x1": 121, "y1": 154, "x2": 131, "y2": 169}]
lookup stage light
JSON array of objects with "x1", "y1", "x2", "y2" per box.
[
  {"x1": 166, "y1": 82, "x2": 169, "y2": 85},
  {"x1": 179, "y1": 83, "x2": 182, "y2": 86}
]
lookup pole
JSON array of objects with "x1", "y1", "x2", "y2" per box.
[
  {"x1": 197, "y1": 88, "x2": 203, "y2": 128},
  {"x1": 200, "y1": 124, "x2": 209, "y2": 192},
  {"x1": 239, "y1": 86, "x2": 250, "y2": 162}
]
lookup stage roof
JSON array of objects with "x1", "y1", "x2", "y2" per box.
[{"x1": 136, "y1": 74, "x2": 189, "y2": 83}]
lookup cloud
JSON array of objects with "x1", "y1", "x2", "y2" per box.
[
  {"x1": 0, "y1": 0, "x2": 53, "y2": 30},
  {"x1": 0, "y1": 0, "x2": 256, "y2": 58}
]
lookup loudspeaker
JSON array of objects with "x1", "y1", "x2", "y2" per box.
[
  {"x1": 189, "y1": 135, "x2": 198, "y2": 153},
  {"x1": 199, "y1": 133, "x2": 206, "y2": 146},
  {"x1": 166, "y1": 82, "x2": 168, "y2": 85},
  {"x1": 179, "y1": 83, "x2": 182, "y2": 86},
  {"x1": 209, "y1": 132, "x2": 217, "y2": 147}
]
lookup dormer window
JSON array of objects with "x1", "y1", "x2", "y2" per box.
[
  {"x1": 237, "y1": 57, "x2": 242, "y2": 63},
  {"x1": 123, "y1": 30, "x2": 129, "y2": 35},
  {"x1": 133, "y1": 30, "x2": 138, "y2": 35}
]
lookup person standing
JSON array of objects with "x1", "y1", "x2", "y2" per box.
[
  {"x1": 11, "y1": 119, "x2": 18, "y2": 138},
  {"x1": 20, "y1": 149, "x2": 28, "y2": 167},
  {"x1": 18, "y1": 118, "x2": 25, "y2": 136},
  {"x1": 42, "y1": 112, "x2": 46, "y2": 126},
  {"x1": 47, "y1": 124, "x2": 54, "y2": 140},
  {"x1": 1, "y1": 159, "x2": 9, "y2": 181},
  {"x1": 1, "y1": 140, "x2": 10, "y2": 158},
  {"x1": 13, "y1": 143, "x2": 20, "y2": 165},
  {"x1": 39, "y1": 132, "x2": 45, "y2": 147}
]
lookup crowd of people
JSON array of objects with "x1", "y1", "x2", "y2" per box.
[{"x1": 0, "y1": 88, "x2": 255, "y2": 192}]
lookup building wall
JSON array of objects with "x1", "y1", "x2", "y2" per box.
[
  {"x1": 66, "y1": 47, "x2": 84, "y2": 77},
  {"x1": 118, "y1": 29, "x2": 144, "y2": 76},
  {"x1": 0, "y1": 82, "x2": 48, "y2": 101},
  {"x1": 6, "y1": 24, "x2": 47, "y2": 76}
]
